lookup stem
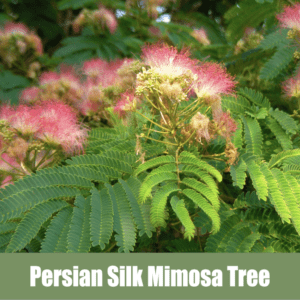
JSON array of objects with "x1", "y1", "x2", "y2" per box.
[
  {"x1": 144, "y1": 95, "x2": 160, "y2": 111},
  {"x1": 141, "y1": 135, "x2": 177, "y2": 146},
  {"x1": 0, "y1": 157, "x2": 26, "y2": 175},
  {"x1": 145, "y1": 128, "x2": 169, "y2": 134},
  {"x1": 135, "y1": 111, "x2": 169, "y2": 132},
  {"x1": 104, "y1": 242, "x2": 117, "y2": 253},
  {"x1": 179, "y1": 99, "x2": 199, "y2": 116},
  {"x1": 34, "y1": 150, "x2": 51, "y2": 169},
  {"x1": 196, "y1": 228, "x2": 203, "y2": 252},
  {"x1": 202, "y1": 152, "x2": 225, "y2": 157},
  {"x1": 175, "y1": 148, "x2": 181, "y2": 189},
  {"x1": 181, "y1": 130, "x2": 196, "y2": 147}
]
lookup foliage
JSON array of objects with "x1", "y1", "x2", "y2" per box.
[{"x1": 1, "y1": 0, "x2": 300, "y2": 253}]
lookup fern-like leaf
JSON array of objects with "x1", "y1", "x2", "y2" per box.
[
  {"x1": 230, "y1": 157, "x2": 247, "y2": 189},
  {"x1": 106, "y1": 183, "x2": 136, "y2": 253},
  {"x1": 238, "y1": 87, "x2": 270, "y2": 109},
  {"x1": 134, "y1": 156, "x2": 175, "y2": 176},
  {"x1": 181, "y1": 177, "x2": 220, "y2": 210},
  {"x1": 179, "y1": 151, "x2": 222, "y2": 182},
  {"x1": 119, "y1": 178, "x2": 154, "y2": 238},
  {"x1": 271, "y1": 169, "x2": 300, "y2": 234},
  {"x1": 226, "y1": 227, "x2": 261, "y2": 253},
  {"x1": 269, "y1": 109, "x2": 298, "y2": 135},
  {"x1": 90, "y1": 188, "x2": 113, "y2": 249},
  {"x1": 0, "y1": 222, "x2": 18, "y2": 234},
  {"x1": 183, "y1": 189, "x2": 220, "y2": 233},
  {"x1": 67, "y1": 154, "x2": 133, "y2": 174},
  {"x1": 242, "y1": 116, "x2": 263, "y2": 156},
  {"x1": 40, "y1": 206, "x2": 73, "y2": 253},
  {"x1": 269, "y1": 149, "x2": 300, "y2": 169},
  {"x1": 181, "y1": 165, "x2": 219, "y2": 196},
  {"x1": 260, "y1": 164, "x2": 290, "y2": 223},
  {"x1": 0, "y1": 186, "x2": 79, "y2": 223},
  {"x1": 265, "y1": 117, "x2": 293, "y2": 151},
  {"x1": 260, "y1": 45, "x2": 297, "y2": 80},
  {"x1": 139, "y1": 172, "x2": 178, "y2": 203},
  {"x1": 67, "y1": 195, "x2": 91, "y2": 253},
  {"x1": 205, "y1": 214, "x2": 241, "y2": 252},
  {"x1": 246, "y1": 160, "x2": 268, "y2": 201},
  {"x1": 170, "y1": 196, "x2": 195, "y2": 241},
  {"x1": 6, "y1": 200, "x2": 69, "y2": 253},
  {"x1": 259, "y1": 29, "x2": 290, "y2": 50},
  {"x1": 150, "y1": 183, "x2": 179, "y2": 227},
  {"x1": 222, "y1": 95, "x2": 253, "y2": 114}
]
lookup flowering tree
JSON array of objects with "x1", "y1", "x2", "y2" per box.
[{"x1": 1, "y1": 0, "x2": 300, "y2": 253}]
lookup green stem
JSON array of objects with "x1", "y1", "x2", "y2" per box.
[
  {"x1": 105, "y1": 242, "x2": 117, "y2": 253},
  {"x1": 141, "y1": 135, "x2": 177, "y2": 146},
  {"x1": 135, "y1": 111, "x2": 169, "y2": 132},
  {"x1": 181, "y1": 130, "x2": 196, "y2": 147}
]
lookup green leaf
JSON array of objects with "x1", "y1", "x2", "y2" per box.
[
  {"x1": 6, "y1": 200, "x2": 69, "y2": 253},
  {"x1": 150, "y1": 183, "x2": 179, "y2": 228},
  {"x1": 40, "y1": 207, "x2": 73, "y2": 253},
  {"x1": 119, "y1": 178, "x2": 154, "y2": 238},
  {"x1": 106, "y1": 183, "x2": 136, "y2": 253},
  {"x1": 134, "y1": 156, "x2": 175, "y2": 176},
  {"x1": 260, "y1": 46, "x2": 297, "y2": 80},
  {"x1": 139, "y1": 172, "x2": 178, "y2": 203},
  {"x1": 183, "y1": 189, "x2": 220, "y2": 233},
  {"x1": 0, "y1": 186, "x2": 79, "y2": 223},
  {"x1": 90, "y1": 188, "x2": 113, "y2": 249},
  {"x1": 67, "y1": 195, "x2": 91, "y2": 253},
  {"x1": 242, "y1": 116, "x2": 263, "y2": 156},
  {"x1": 181, "y1": 177, "x2": 220, "y2": 211},
  {"x1": 170, "y1": 196, "x2": 195, "y2": 241},
  {"x1": 269, "y1": 109, "x2": 298, "y2": 135}
]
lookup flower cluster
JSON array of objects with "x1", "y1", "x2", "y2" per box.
[
  {"x1": 191, "y1": 28, "x2": 211, "y2": 46},
  {"x1": 282, "y1": 69, "x2": 300, "y2": 99},
  {"x1": 0, "y1": 22, "x2": 43, "y2": 77},
  {"x1": 20, "y1": 58, "x2": 141, "y2": 118},
  {"x1": 73, "y1": 5, "x2": 117, "y2": 34},
  {"x1": 135, "y1": 43, "x2": 238, "y2": 163},
  {"x1": 126, "y1": 0, "x2": 170, "y2": 19},
  {"x1": 234, "y1": 28, "x2": 264, "y2": 55},
  {"x1": 277, "y1": 4, "x2": 300, "y2": 31},
  {"x1": 0, "y1": 100, "x2": 88, "y2": 187}
]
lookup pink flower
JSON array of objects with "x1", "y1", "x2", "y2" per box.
[
  {"x1": 36, "y1": 101, "x2": 88, "y2": 154},
  {"x1": 59, "y1": 65, "x2": 82, "y2": 90},
  {"x1": 191, "y1": 28, "x2": 211, "y2": 45},
  {"x1": 39, "y1": 71, "x2": 61, "y2": 85},
  {"x1": 72, "y1": 12, "x2": 86, "y2": 33},
  {"x1": 114, "y1": 91, "x2": 136, "y2": 117},
  {"x1": 193, "y1": 62, "x2": 236, "y2": 102},
  {"x1": 29, "y1": 34, "x2": 43, "y2": 55},
  {"x1": 215, "y1": 112, "x2": 237, "y2": 139},
  {"x1": 282, "y1": 71, "x2": 300, "y2": 98},
  {"x1": 3, "y1": 22, "x2": 30, "y2": 35},
  {"x1": 82, "y1": 58, "x2": 132, "y2": 88},
  {"x1": 190, "y1": 112, "x2": 211, "y2": 142},
  {"x1": 94, "y1": 7, "x2": 118, "y2": 34},
  {"x1": 101, "y1": 59, "x2": 124, "y2": 88},
  {"x1": 78, "y1": 81, "x2": 103, "y2": 115},
  {"x1": 83, "y1": 58, "x2": 108, "y2": 79},
  {"x1": 0, "y1": 104, "x2": 42, "y2": 135},
  {"x1": 148, "y1": 26, "x2": 162, "y2": 37},
  {"x1": 0, "y1": 175, "x2": 13, "y2": 189},
  {"x1": 141, "y1": 43, "x2": 197, "y2": 77},
  {"x1": 277, "y1": 4, "x2": 300, "y2": 30},
  {"x1": 244, "y1": 27, "x2": 255, "y2": 37},
  {"x1": 0, "y1": 153, "x2": 19, "y2": 172},
  {"x1": 20, "y1": 86, "x2": 40, "y2": 103}
]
